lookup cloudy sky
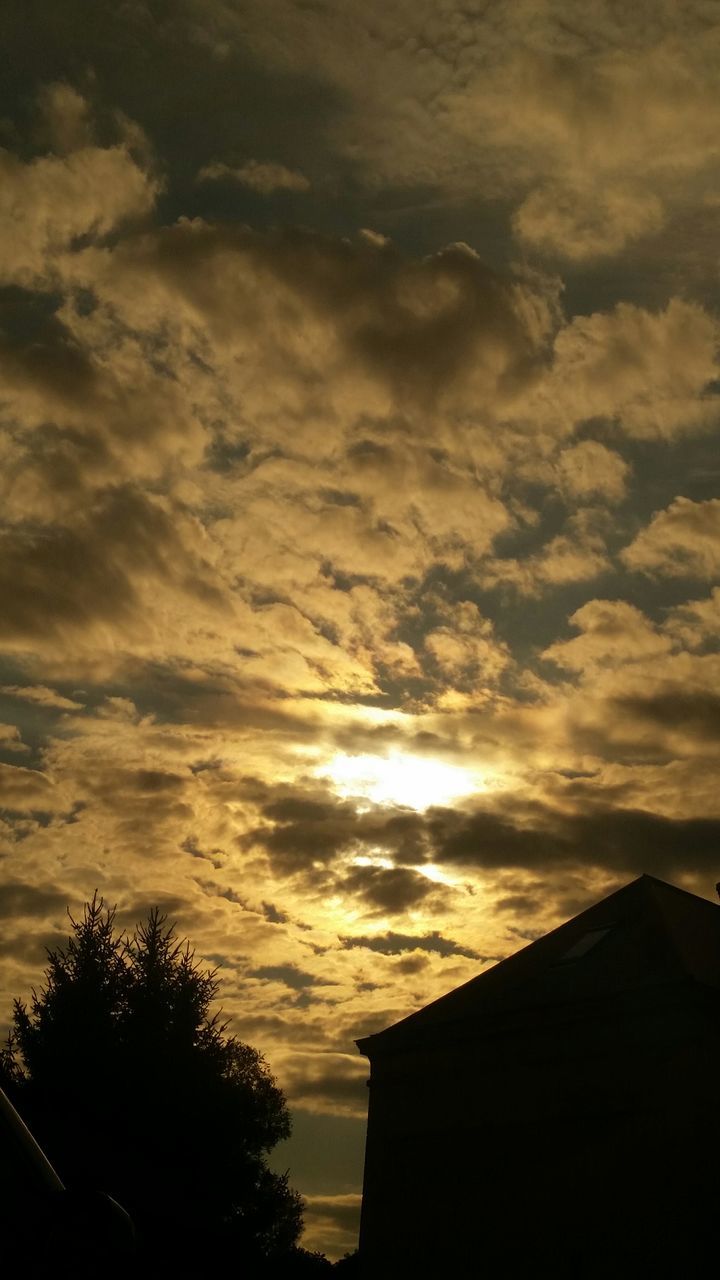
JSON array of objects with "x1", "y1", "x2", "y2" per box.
[{"x1": 2, "y1": 0, "x2": 720, "y2": 1257}]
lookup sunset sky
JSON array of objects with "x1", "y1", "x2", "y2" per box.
[{"x1": 2, "y1": 1, "x2": 720, "y2": 1258}]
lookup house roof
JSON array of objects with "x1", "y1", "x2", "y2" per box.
[{"x1": 356, "y1": 875, "x2": 720, "y2": 1056}]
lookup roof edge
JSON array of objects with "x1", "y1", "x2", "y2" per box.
[{"x1": 354, "y1": 874, "x2": 720, "y2": 1057}]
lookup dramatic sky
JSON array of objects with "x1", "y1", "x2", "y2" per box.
[{"x1": 2, "y1": 0, "x2": 720, "y2": 1257}]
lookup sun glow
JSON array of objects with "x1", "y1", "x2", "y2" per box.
[
  {"x1": 351, "y1": 854, "x2": 395, "y2": 869},
  {"x1": 319, "y1": 750, "x2": 484, "y2": 811},
  {"x1": 414, "y1": 863, "x2": 458, "y2": 887}
]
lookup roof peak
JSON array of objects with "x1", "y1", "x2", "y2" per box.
[{"x1": 358, "y1": 875, "x2": 720, "y2": 1056}]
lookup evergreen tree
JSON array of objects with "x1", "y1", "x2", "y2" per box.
[{"x1": 4, "y1": 895, "x2": 303, "y2": 1270}]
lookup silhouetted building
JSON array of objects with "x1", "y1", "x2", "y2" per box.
[{"x1": 356, "y1": 875, "x2": 720, "y2": 1277}]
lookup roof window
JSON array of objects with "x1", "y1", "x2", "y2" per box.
[{"x1": 558, "y1": 927, "x2": 611, "y2": 961}]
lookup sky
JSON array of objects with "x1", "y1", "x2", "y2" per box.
[{"x1": 2, "y1": 0, "x2": 720, "y2": 1258}]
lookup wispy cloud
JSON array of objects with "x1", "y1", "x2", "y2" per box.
[{"x1": 198, "y1": 159, "x2": 310, "y2": 193}]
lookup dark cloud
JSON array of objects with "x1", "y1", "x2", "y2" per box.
[
  {"x1": 0, "y1": 486, "x2": 224, "y2": 648},
  {"x1": 494, "y1": 892, "x2": 543, "y2": 916},
  {"x1": 128, "y1": 769, "x2": 187, "y2": 793},
  {"x1": 119, "y1": 671, "x2": 307, "y2": 735},
  {"x1": 0, "y1": 286, "x2": 96, "y2": 407},
  {"x1": 249, "y1": 779, "x2": 720, "y2": 894},
  {"x1": 194, "y1": 879, "x2": 246, "y2": 906},
  {"x1": 433, "y1": 804, "x2": 563, "y2": 869},
  {"x1": 77, "y1": 763, "x2": 193, "y2": 840},
  {"x1": 505, "y1": 923, "x2": 546, "y2": 944},
  {"x1": 280, "y1": 1052, "x2": 369, "y2": 1117},
  {"x1": 92, "y1": 219, "x2": 547, "y2": 444},
  {"x1": 394, "y1": 954, "x2": 430, "y2": 976},
  {"x1": 113, "y1": 893, "x2": 192, "y2": 929},
  {"x1": 245, "y1": 230, "x2": 542, "y2": 403},
  {"x1": 431, "y1": 801, "x2": 720, "y2": 884},
  {"x1": 248, "y1": 776, "x2": 720, "y2": 895},
  {"x1": 612, "y1": 691, "x2": 720, "y2": 741},
  {"x1": 250, "y1": 964, "x2": 334, "y2": 992},
  {"x1": 247, "y1": 785, "x2": 431, "y2": 874},
  {"x1": 301, "y1": 1190, "x2": 363, "y2": 1264},
  {"x1": 181, "y1": 836, "x2": 224, "y2": 869},
  {"x1": 335, "y1": 864, "x2": 446, "y2": 914},
  {"x1": 0, "y1": 926, "x2": 69, "y2": 967},
  {"x1": 0, "y1": 514, "x2": 136, "y2": 642},
  {"x1": 231, "y1": 1012, "x2": 332, "y2": 1048},
  {"x1": 0, "y1": 878, "x2": 66, "y2": 919},
  {"x1": 248, "y1": 810, "x2": 354, "y2": 867},
  {"x1": 303, "y1": 1193, "x2": 362, "y2": 1235},
  {"x1": 263, "y1": 796, "x2": 343, "y2": 825},
  {"x1": 573, "y1": 808, "x2": 720, "y2": 881},
  {"x1": 339, "y1": 931, "x2": 479, "y2": 959},
  {"x1": 261, "y1": 901, "x2": 289, "y2": 925}
]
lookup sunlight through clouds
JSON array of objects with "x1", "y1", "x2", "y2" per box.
[
  {"x1": 2, "y1": 0, "x2": 720, "y2": 1261},
  {"x1": 318, "y1": 751, "x2": 486, "y2": 811}
]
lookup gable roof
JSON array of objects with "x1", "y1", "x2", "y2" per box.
[{"x1": 357, "y1": 875, "x2": 720, "y2": 1056}]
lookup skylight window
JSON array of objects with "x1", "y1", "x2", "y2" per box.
[{"x1": 558, "y1": 927, "x2": 611, "y2": 961}]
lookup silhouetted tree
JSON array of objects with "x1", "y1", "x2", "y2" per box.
[
  {"x1": 333, "y1": 1251, "x2": 360, "y2": 1274},
  {"x1": 265, "y1": 1246, "x2": 335, "y2": 1276},
  {"x1": 4, "y1": 895, "x2": 303, "y2": 1270}
]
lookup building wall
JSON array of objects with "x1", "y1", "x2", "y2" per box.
[{"x1": 359, "y1": 990, "x2": 720, "y2": 1277}]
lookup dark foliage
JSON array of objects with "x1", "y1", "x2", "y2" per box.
[
  {"x1": 264, "y1": 1246, "x2": 335, "y2": 1276},
  {"x1": 2, "y1": 894, "x2": 303, "y2": 1270},
  {"x1": 333, "y1": 1251, "x2": 360, "y2": 1274}
]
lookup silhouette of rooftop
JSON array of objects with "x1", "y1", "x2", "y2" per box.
[{"x1": 357, "y1": 875, "x2": 720, "y2": 1055}]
